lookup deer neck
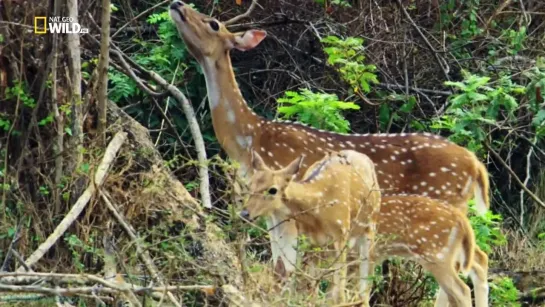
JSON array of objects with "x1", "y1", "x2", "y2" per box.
[
  {"x1": 201, "y1": 53, "x2": 261, "y2": 170},
  {"x1": 284, "y1": 182, "x2": 321, "y2": 214}
]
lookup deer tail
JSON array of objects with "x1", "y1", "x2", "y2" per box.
[
  {"x1": 459, "y1": 215, "x2": 476, "y2": 272},
  {"x1": 474, "y1": 160, "x2": 490, "y2": 216}
]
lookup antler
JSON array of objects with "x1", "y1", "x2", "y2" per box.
[{"x1": 224, "y1": 0, "x2": 258, "y2": 26}]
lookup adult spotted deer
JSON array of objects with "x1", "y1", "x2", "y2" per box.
[
  {"x1": 169, "y1": 0, "x2": 490, "y2": 277},
  {"x1": 241, "y1": 151, "x2": 489, "y2": 307},
  {"x1": 242, "y1": 149, "x2": 381, "y2": 304}
]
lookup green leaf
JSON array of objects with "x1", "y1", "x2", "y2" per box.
[
  {"x1": 80, "y1": 163, "x2": 90, "y2": 174},
  {"x1": 467, "y1": 92, "x2": 489, "y2": 102},
  {"x1": 532, "y1": 109, "x2": 545, "y2": 127},
  {"x1": 444, "y1": 81, "x2": 467, "y2": 90},
  {"x1": 378, "y1": 103, "x2": 390, "y2": 129}
]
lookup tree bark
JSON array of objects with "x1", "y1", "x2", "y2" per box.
[
  {"x1": 66, "y1": 0, "x2": 83, "y2": 172},
  {"x1": 51, "y1": 0, "x2": 64, "y2": 215},
  {"x1": 97, "y1": 0, "x2": 111, "y2": 144}
]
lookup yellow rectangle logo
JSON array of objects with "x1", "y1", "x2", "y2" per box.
[{"x1": 34, "y1": 17, "x2": 47, "y2": 34}]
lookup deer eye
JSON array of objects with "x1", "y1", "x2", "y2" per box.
[
  {"x1": 209, "y1": 20, "x2": 219, "y2": 31},
  {"x1": 267, "y1": 187, "x2": 278, "y2": 195}
]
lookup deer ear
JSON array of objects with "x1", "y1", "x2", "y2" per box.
[
  {"x1": 283, "y1": 155, "x2": 304, "y2": 178},
  {"x1": 233, "y1": 30, "x2": 266, "y2": 51},
  {"x1": 251, "y1": 150, "x2": 267, "y2": 171}
]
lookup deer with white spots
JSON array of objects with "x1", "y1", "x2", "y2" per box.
[
  {"x1": 241, "y1": 149, "x2": 381, "y2": 304},
  {"x1": 169, "y1": 0, "x2": 490, "y2": 278},
  {"x1": 241, "y1": 151, "x2": 489, "y2": 307}
]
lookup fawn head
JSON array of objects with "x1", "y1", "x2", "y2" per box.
[
  {"x1": 169, "y1": 1, "x2": 267, "y2": 63},
  {"x1": 240, "y1": 151, "x2": 304, "y2": 221}
]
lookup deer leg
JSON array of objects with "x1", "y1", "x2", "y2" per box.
[
  {"x1": 332, "y1": 239, "x2": 347, "y2": 303},
  {"x1": 358, "y1": 233, "x2": 373, "y2": 307},
  {"x1": 470, "y1": 248, "x2": 489, "y2": 307},
  {"x1": 427, "y1": 264, "x2": 472, "y2": 307},
  {"x1": 267, "y1": 215, "x2": 298, "y2": 279},
  {"x1": 434, "y1": 287, "x2": 450, "y2": 307}
]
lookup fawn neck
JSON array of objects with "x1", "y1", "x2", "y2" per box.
[
  {"x1": 284, "y1": 182, "x2": 323, "y2": 214},
  {"x1": 201, "y1": 53, "x2": 261, "y2": 169}
]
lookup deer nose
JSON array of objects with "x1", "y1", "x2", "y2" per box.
[
  {"x1": 170, "y1": 1, "x2": 183, "y2": 10},
  {"x1": 240, "y1": 209, "x2": 251, "y2": 221}
]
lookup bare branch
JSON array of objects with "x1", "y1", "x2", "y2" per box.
[
  {"x1": 485, "y1": 142, "x2": 545, "y2": 210},
  {"x1": 224, "y1": 0, "x2": 258, "y2": 26},
  {"x1": 112, "y1": 0, "x2": 171, "y2": 38},
  {"x1": 100, "y1": 190, "x2": 182, "y2": 307},
  {"x1": 108, "y1": 47, "x2": 212, "y2": 209},
  {"x1": 3, "y1": 132, "x2": 128, "y2": 279}
]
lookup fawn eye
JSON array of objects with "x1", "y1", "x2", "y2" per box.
[
  {"x1": 209, "y1": 20, "x2": 219, "y2": 31},
  {"x1": 268, "y1": 187, "x2": 278, "y2": 195}
]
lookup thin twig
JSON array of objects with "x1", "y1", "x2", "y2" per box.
[
  {"x1": 485, "y1": 142, "x2": 545, "y2": 210},
  {"x1": 520, "y1": 137, "x2": 537, "y2": 225},
  {"x1": 224, "y1": 0, "x2": 258, "y2": 26},
  {"x1": 4, "y1": 132, "x2": 127, "y2": 279},
  {"x1": 111, "y1": 0, "x2": 171, "y2": 38},
  {"x1": 107, "y1": 48, "x2": 212, "y2": 209},
  {"x1": 1, "y1": 223, "x2": 21, "y2": 271},
  {"x1": 395, "y1": 0, "x2": 450, "y2": 81},
  {"x1": 100, "y1": 190, "x2": 182, "y2": 307}
]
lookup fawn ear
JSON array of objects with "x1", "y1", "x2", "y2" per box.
[
  {"x1": 251, "y1": 150, "x2": 267, "y2": 171},
  {"x1": 283, "y1": 155, "x2": 304, "y2": 178},
  {"x1": 233, "y1": 30, "x2": 266, "y2": 51}
]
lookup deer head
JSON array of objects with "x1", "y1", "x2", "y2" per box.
[
  {"x1": 169, "y1": 1, "x2": 266, "y2": 63},
  {"x1": 240, "y1": 151, "x2": 304, "y2": 221}
]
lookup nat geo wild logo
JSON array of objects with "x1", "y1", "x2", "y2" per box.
[{"x1": 34, "y1": 16, "x2": 89, "y2": 34}]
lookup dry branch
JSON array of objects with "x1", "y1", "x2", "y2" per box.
[
  {"x1": 485, "y1": 142, "x2": 545, "y2": 210},
  {"x1": 0, "y1": 272, "x2": 218, "y2": 304},
  {"x1": 3, "y1": 132, "x2": 128, "y2": 279},
  {"x1": 224, "y1": 0, "x2": 258, "y2": 26},
  {"x1": 395, "y1": 0, "x2": 450, "y2": 81},
  {"x1": 110, "y1": 49, "x2": 212, "y2": 209},
  {"x1": 100, "y1": 190, "x2": 182, "y2": 307},
  {"x1": 221, "y1": 284, "x2": 261, "y2": 307}
]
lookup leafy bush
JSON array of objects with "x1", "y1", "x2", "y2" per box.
[
  {"x1": 277, "y1": 89, "x2": 360, "y2": 133},
  {"x1": 430, "y1": 69, "x2": 540, "y2": 153},
  {"x1": 469, "y1": 202, "x2": 507, "y2": 253},
  {"x1": 321, "y1": 36, "x2": 379, "y2": 95},
  {"x1": 490, "y1": 277, "x2": 521, "y2": 307}
]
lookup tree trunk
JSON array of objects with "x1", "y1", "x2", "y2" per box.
[
  {"x1": 66, "y1": 0, "x2": 83, "y2": 172},
  {"x1": 97, "y1": 0, "x2": 111, "y2": 144}
]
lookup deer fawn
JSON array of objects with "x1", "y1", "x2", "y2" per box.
[
  {"x1": 241, "y1": 149, "x2": 381, "y2": 304},
  {"x1": 169, "y1": 0, "x2": 490, "y2": 278},
  {"x1": 241, "y1": 151, "x2": 489, "y2": 307}
]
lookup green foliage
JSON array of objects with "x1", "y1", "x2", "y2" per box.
[
  {"x1": 524, "y1": 61, "x2": 545, "y2": 137},
  {"x1": 277, "y1": 88, "x2": 360, "y2": 133},
  {"x1": 109, "y1": 10, "x2": 193, "y2": 104},
  {"x1": 489, "y1": 277, "x2": 521, "y2": 307},
  {"x1": 431, "y1": 71, "x2": 525, "y2": 153},
  {"x1": 5, "y1": 81, "x2": 36, "y2": 108},
  {"x1": 501, "y1": 26, "x2": 527, "y2": 56},
  {"x1": 64, "y1": 234, "x2": 100, "y2": 272},
  {"x1": 378, "y1": 94, "x2": 418, "y2": 131},
  {"x1": 468, "y1": 202, "x2": 507, "y2": 253},
  {"x1": 38, "y1": 113, "x2": 54, "y2": 126},
  {"x1": 0, "y1": 116, "x2": 11, "y2": 131},
  {"x1": 321, "y1": 36, "x2": 378, "y2": 95},
  {"x1": 467, "y1": 204, "x2": 519, "y2": 306}
]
